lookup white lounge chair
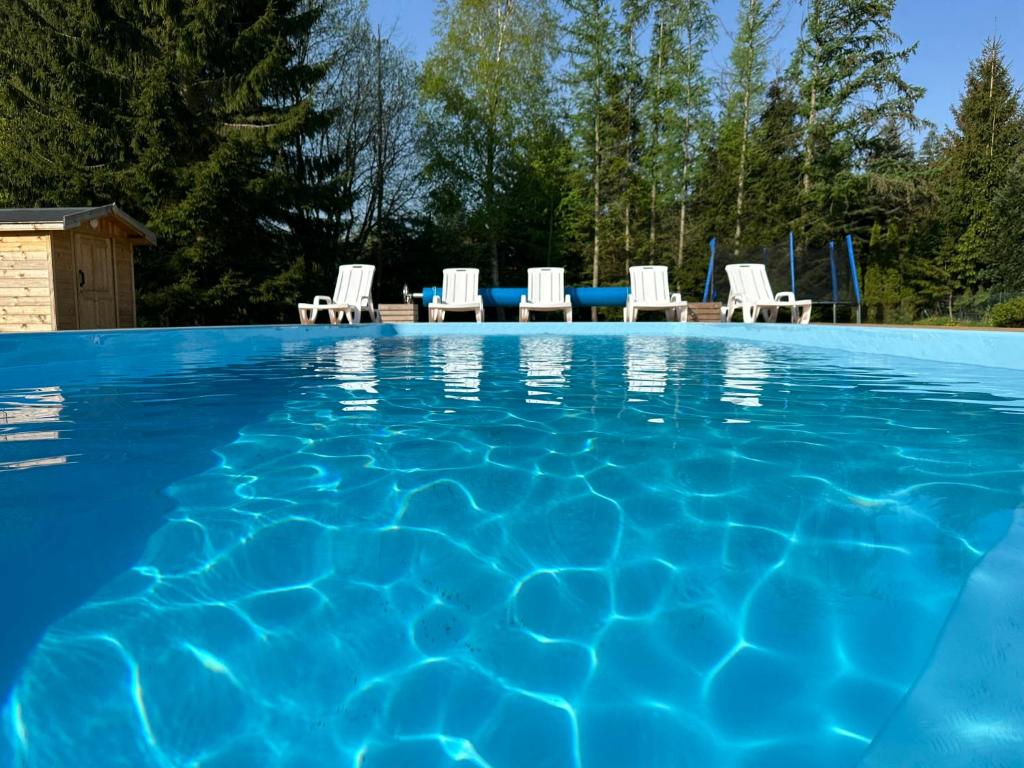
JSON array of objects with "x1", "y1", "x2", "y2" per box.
[
  {"x1": 624, "y1": 265, "x2": 688, "y2": 322},
  {"x1": 298, "y1": 264, "x2": 378, "y2": 325},
  {"x1": 429, "y1": 268, "x2": 484, "y2": 323},
  {"x1": 519, "y1": 267, "x2": 572, "y2": 322},
  {"x1": 724, "y1": 263, "x2": 812, "y2": 324}
]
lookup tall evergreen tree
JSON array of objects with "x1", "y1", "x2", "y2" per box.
[
  {"x1": 662, "y1": 0, "x2": 716, "y2": 275},
  {"x1": 790, "y1": 0, "x2": 923, "y2": 243},
  {"x1": 617, "y1": 0, "x2": 650, "y2": 271},
  {"x1": 939, "y1": 38, "x2": 1024, "y2": 291},
  {"x1": 0, "y1": 0, "x2": 333, "y2": 325},
  {"x1": 562, "y1": 0, "x2": 620, "y2": 317}
]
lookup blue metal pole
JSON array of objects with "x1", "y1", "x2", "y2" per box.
[
  {"x1": 845, "y1": 234, "x2": 861, "y2": 303},
  {"x1": 846, "y1": 234, "x2": 862, "y2": 323},
  {"x1": 828, "y1": 240, "x2": 838, "y2": 303},
  {"x1": 703, "y1": 238, "x2": 716, "y2": 302},
  {"x1": 788, "y1": 231, "x2": 796, "y2": 294}
]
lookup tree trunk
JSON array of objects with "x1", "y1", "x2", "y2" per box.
[
  {"x1": 649, "y1": 16, "x2": 665, "y2": 256},
  {"x1": 486, "y1": 130, "x2": 500, "y2": 288},
  {"x1": 677, "y1": 73, "x2": 694, "y2": 271},
  {"x1": 486, "y1": 0, "x2": 515, "y2": 318},
  {"x1": 593, "y1": 110, "x2": 601, "y2": 322},
  {"x1": 734, "y1": 89, "x2": 750, "y2": 255},
  {"x1": 624, "y1": 92, "x2": 632, "y2": 271},
  {"x1": 373, "y1": 27, "x2": 386, "y2": 252},
  {"x1": 988, "y1": 58, "x2": 996, "y2": 158},
  {"x1": 677, "y1": 162, "x2": 688, "y2": 270},
  {"x1": 802, "y1": 79, "x2": 816, "y2": 195}
]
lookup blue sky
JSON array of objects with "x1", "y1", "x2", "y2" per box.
[{"x1": 366, "y1": 0, "x2": 1024, "y2": 134}]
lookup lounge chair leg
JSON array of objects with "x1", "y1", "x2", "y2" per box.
[
  {"x1": 742, "y1": 304, "x2": 756, "y2": 323},
  {"x1": 679, "y1": 307, "x2": 688, "y2": 323},
  {"x1": 351, "y1": 308, "x2": 361, "y2": 325},
  {"x1": 565, "y1": 307, "x2": 572, "y2": 323},
  {"x1": 475, "y1": 308, "x2": 483, "y2": 323}
]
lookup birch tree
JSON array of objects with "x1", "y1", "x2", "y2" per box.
[
  {"x1": 421, "y1": 0, "x2": 558, "y2": 287},
  {"x1": 718, "y1": 0, "x2": 780, "y2": 255}
]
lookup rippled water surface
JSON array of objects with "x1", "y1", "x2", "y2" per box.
[{"x1": 2, "y1": 333, "x2": 1023, "y2": 767}]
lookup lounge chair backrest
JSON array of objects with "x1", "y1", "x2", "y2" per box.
[
  {"x1": 527, "y1": 267, "x2": 565, "y2": 304},
  {"x1": 725, "y1": 263, "x2": 775, "y2": 303},
  {"x1": 441, "y1": 268, "x2": 480, "y2": 304},
  {"x1": 629, "y1": 265, "x2": 671, "y2": 303},
  {"x1": 334, "y1": 264, "x2": 375, "y2": 307}
]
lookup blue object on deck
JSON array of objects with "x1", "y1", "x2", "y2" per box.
[
  {"x1": 788, "y1": 231, "x2": 797, "y2": 294},
  {"x1": 846, "y1": 234, "x2": 862, "y2": 304},
  {"x1": 703, "y1": 238, "x2": 717, "y2": 302},
  {"x1": 828, "y1": 241, "x2": 839, "y2": 303},
  {"x1": 421, "y1": 286, "x2": 629, "y2": 308}
]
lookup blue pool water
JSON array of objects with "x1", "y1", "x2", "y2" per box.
[{"x1": 2, "y1": 327, "x2": 1023, "y2": 767}]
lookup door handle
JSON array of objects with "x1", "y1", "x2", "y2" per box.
[{"x1": 78, "y1": 270, "x2": 86, "y2": 288}]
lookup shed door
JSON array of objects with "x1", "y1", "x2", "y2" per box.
[{"x1": 74, "y1": 234, "x2": 117, "y2": 329}]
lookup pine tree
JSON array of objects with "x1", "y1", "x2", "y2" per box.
[
  {"x1": 662, "y1": 0, "x2": 716, "y2": 275},
  {"x1": 562, "y1": 0, "x2": 620, "y2": 317},
  {"x1": 617, "y1": 0, "x2": 650, "y2": 272},
  {"x1": 991, "y1": 153, "x2": 1024, "y2": 292},
  {"x1": 745, "y1": 78, "x2": 802, "y2": 246},
  {"x1": 790, "y1": 0, "x2": 923, "y2": 243},
  {"x1": 0, "y1": 0, "x2": 333, "y2": 325},
  {"x1": 940, "y1": 38, "x2": 1024, "y2": 291}
]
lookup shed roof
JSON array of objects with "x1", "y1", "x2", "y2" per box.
[{"x1": 0, "y1": 204, "x2": 156, "y2": 245}]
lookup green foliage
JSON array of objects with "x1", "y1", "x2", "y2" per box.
[
  {"x1": 985, "y1": 297, "x2": 1024, "y2": 328},
  {"x1": 0, "y1": 0, "x2": 336, "y2": 325},
  {"x1": 420, "y1": 0, "x2": 560, "y2": 287},
  {"x1": 789, "y1": 0, "x2": 924, "y2": 250},
  {"x1": 0, "y1": 2, "x2": 1021, "y2": 328},
  {"x1": 941, "y1": 39, "x2": 1024, "y2": 291}
]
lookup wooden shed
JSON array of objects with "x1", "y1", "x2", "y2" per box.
[{"x1": 0, "y1": 205, "x2": 156, "y2": 332}]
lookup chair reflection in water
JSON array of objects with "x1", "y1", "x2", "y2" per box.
[
  {"x1": 624, "y1": 336, "x2": 671, "y2": 395},
  {"x1": 519, "y1": 337, "x2": 572, "y2": 405},
  {"x1": 720, "y1": 344, "x2": 771, "y2": 409},
  {"x1": 431, "y1": 336, "x2": 484, "y2": 401},
  {"x1": 318, "y1": 337, "x2": 379, "y2": 412}
]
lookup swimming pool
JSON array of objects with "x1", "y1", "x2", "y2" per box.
[{"x1": 2, "y1": 324, "x2": 1023, "y2": 767}]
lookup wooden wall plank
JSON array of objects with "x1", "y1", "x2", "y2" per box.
[
  {"x1": 1, "y1": 234, "x2": 54, "y2": 332},
  {"x1": 113, "y1": 240, "x2": 135, "y2": 327},
  {"x1": 50, "y1": 231, "x2": 78, "y2": 330},
  {"x1": 0, "y1": 268, "x2": 50, "y2": 279}
]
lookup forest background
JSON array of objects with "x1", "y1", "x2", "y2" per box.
[{"x1": 1, "y1": 0, "x2": 1022, "y2": 325}]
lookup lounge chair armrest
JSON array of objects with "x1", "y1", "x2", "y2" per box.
[
  {"x1": 774, "y1": 292, "x2": 796, "y2": 302},
  {"x1": 671, "y1": 293, "x2": 683, "y2": 303},
  {"x1": 564, "y1": 294, "x2": 572, "y2": 304},
  {"x1": 312, "y1": 295, "x2": 334, "y2": 305}
]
